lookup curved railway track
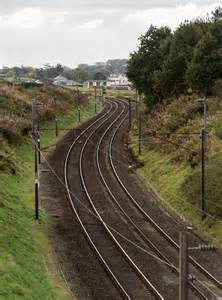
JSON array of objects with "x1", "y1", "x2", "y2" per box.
[
  {"x1": 64, "y1": 99, "x2": 164, "y2": 299},
  {"x1": 107, "y1": 99, "x2": 222, "y2": 299},
  {"x1": 63, "y1": 97, "x2": 221, "y2": 299}
]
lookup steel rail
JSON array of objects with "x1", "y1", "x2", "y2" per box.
[
  {"x1": 64, "y1": 100, "x2": 131, "y2": 299},
  {"x1": 109, "y1": 104, "x2": 222, "y2": 287},
  {"x1": 96, "y1": 101, "x2": 178, "y2": 271},
  {"x1": 109, "y1": 101, "x2": 221, "y2": 299},
  {"x1": 97, "y1": 100, "x2": 207, "y2": 300},
  {"x1": 79, "y1": 99, "x2": 164, "y2": 300}
]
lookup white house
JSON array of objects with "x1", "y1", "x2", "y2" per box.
[
  {"x1": 53, "y1": 75, "x2": 81, "y2": 87},
  {"x1": 108, "y1": 74, "x2": 130, "y2": 87}
]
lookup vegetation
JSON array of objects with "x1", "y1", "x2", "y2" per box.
[
  {"x1": 126, "y1": 6, "x2": 222, "y2": 245},
  {"x1": 1, "y1": 59, "x2": 128, "y2": 84},
  {"x1": 127, "y1": 7, "x2": 222, "y2": 110},
  {"x1": 129, "y1": 94, "x2": 222, "y2": 245},
  {"x1": 0, "y1": 82, "x2": 88, "y2": 171},
  {"x1": 0, "y1": 82, "x2": 101, "y2": 299}
]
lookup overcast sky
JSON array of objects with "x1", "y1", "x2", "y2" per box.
[{"x1": 0, "y1": 0, "x2": 220, "y2": 68}]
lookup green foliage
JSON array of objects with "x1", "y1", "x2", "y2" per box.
[
  {"x1": 93, "y1": 71, "x2": 108, "y2": 80},
  {"x1": 181, "y1": 158, "x2": 222, "y2": 218},
  {"x1": 186, "y1": 29, "x2": 222, "y2": 95},
  {"x1": 0, "y1": 95, "x2": 100, "y2": 299},
  {"x1": 1, "y1": 59, "x2": 128, "y2": 83},
  {"x1": 129, "y1": 94, "x2": 222, "y2": 245},
  {"x1": 127, "y1": 8, "x2": 222, "y2": 109}
]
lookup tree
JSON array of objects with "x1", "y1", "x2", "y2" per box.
[
  {"x1": 186, "y1": 32, "x2": 222, "y2": 95},
  {"x1": 72, "y1": 68, "x2": 88, "y2": 83},
  {"x1": 127, "y1": 25, "x2": 171, "y2": 108},
  {"x1": 93, "y1": 71, "x2": 107, "y2": 80}
]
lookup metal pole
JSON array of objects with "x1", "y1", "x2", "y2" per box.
[
  {"x1": 179, "y1": 231, "x2": 188, "y2": 300},
  {"x1": 34, "y1": 127, "x2": 39, "y2": 220},
  {"x1": 32, "y1": 100, "x2": 39, "y2": 220},
  {"x1": 35, "y1": 171, "x2": 39, "y2": 220},
  {"x1": 95, "y1": 86, "x2": 97, "y2": 113},
  {"x1": 201, "y1": 128, "x2": 206, "y2": 220},
  {"x1": 129, "y1": 99, "x2": 132, "y2": 131},
  {"x1": 54, "y1": 98, "x2": 58, "y2": 137},
  {"x1": 204, "y1": 97, "x2": 207, "y2": 151},
  {"x1": 37, "y1": 134, "x2": 41, "y2": 164},
  {"x1": 76, "y1": 88, "x2": 81, "y2": 123},
  {"x1": 138, "y1": 94, "x2": 142, "y2": 155},
  {"x1": 55, "y1": 118, "x2": 58, "y2": 137},
  {"x1": 139, "y1": 111, "x2": 142, "y2": 155},
  {"x1": 204, "y1": 97, "x2": 207, "y2": 133},
  {"x1": 78, "y1": 107, "x2": 81, "y2": 123},
  {"x1": 135, "y1": 90, "x2": 138, "y2": 119}
]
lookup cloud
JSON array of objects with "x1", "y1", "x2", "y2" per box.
[
  {"x1": 123, "y1": 2, "x2": 221, "y2": 29},
  {"x1": 0, "y1": 0, "x2": 218, "y2": 12},
  {"x1": 0, "y1": 1, "x2": 220, "y2": 67},
  {"x1": 0, "y1": 7, "x2": 44, "y2": 29},
  {"x1": 75, "y1": 19, "x2": 104, "y2": 30}
]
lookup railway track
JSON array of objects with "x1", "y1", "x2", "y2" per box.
[
  {"x1": 64, "y1": 99, "x2": 163, "y2": 299},
  {"x1": 63, "y1": 97, "x2": 221, "y2": 299},
  {"x1": 106, "y1": 99, "x2": 222, "y2": 299}
]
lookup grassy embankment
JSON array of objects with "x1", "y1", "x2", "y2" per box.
[
  {"x1": 129, "y1": 95, "x2": 222, "y2": 246},
  {"x1": 0, "y1": 82, "x2": 102, "y2": 299}
]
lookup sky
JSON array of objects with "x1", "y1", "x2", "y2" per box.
[{"x1": 0, "y1": 0, "x2": 220, "y2": 68}]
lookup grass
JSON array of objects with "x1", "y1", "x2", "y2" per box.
[
  {"x1": 129, "y1": 95, "x2": 222, "y2": 247},
  {"x1": 129, "y1": 145, "x2": 222, "y2": 246},
  {"x1": 63, "y1": 85, "x2": 135, "y2": 98},
  {"x1": 0, "y1": 99, "x2": 102, "y2": 299}
]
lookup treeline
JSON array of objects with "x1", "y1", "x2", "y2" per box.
[
  {"x1": 127, "y1": 7, "x2": 222, "y2": 109},
  {"x1": 1, "y1": 59, "x2": 128, "y2": 83}
]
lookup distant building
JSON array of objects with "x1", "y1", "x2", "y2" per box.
[
  {"x1": 53, "y1": 75, "x2": 82, "y2": 87},
  {"x1": 21, "y1": 79, "x2": 43, "y2": 87},
  {"x1": 108, "y1": 74, "x2": 130, "y2": 87},
  {"x1": 86, "y1": 80, "x2": 109, "y2": 89}
]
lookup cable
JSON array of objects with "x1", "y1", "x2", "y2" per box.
[{"x1": 30, "y1": 134, "x2": 178, "y2": 270}]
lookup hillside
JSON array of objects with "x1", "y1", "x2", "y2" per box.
[
  {"x1": 0, "y1": 83, "x2": 89, "y2": 172},
  {"x1": 0, "y1": 82, "x2": 98, "y2": 299},
  {"x1": 130, "y1": 94, "x2": 222, "y2": 245}
]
